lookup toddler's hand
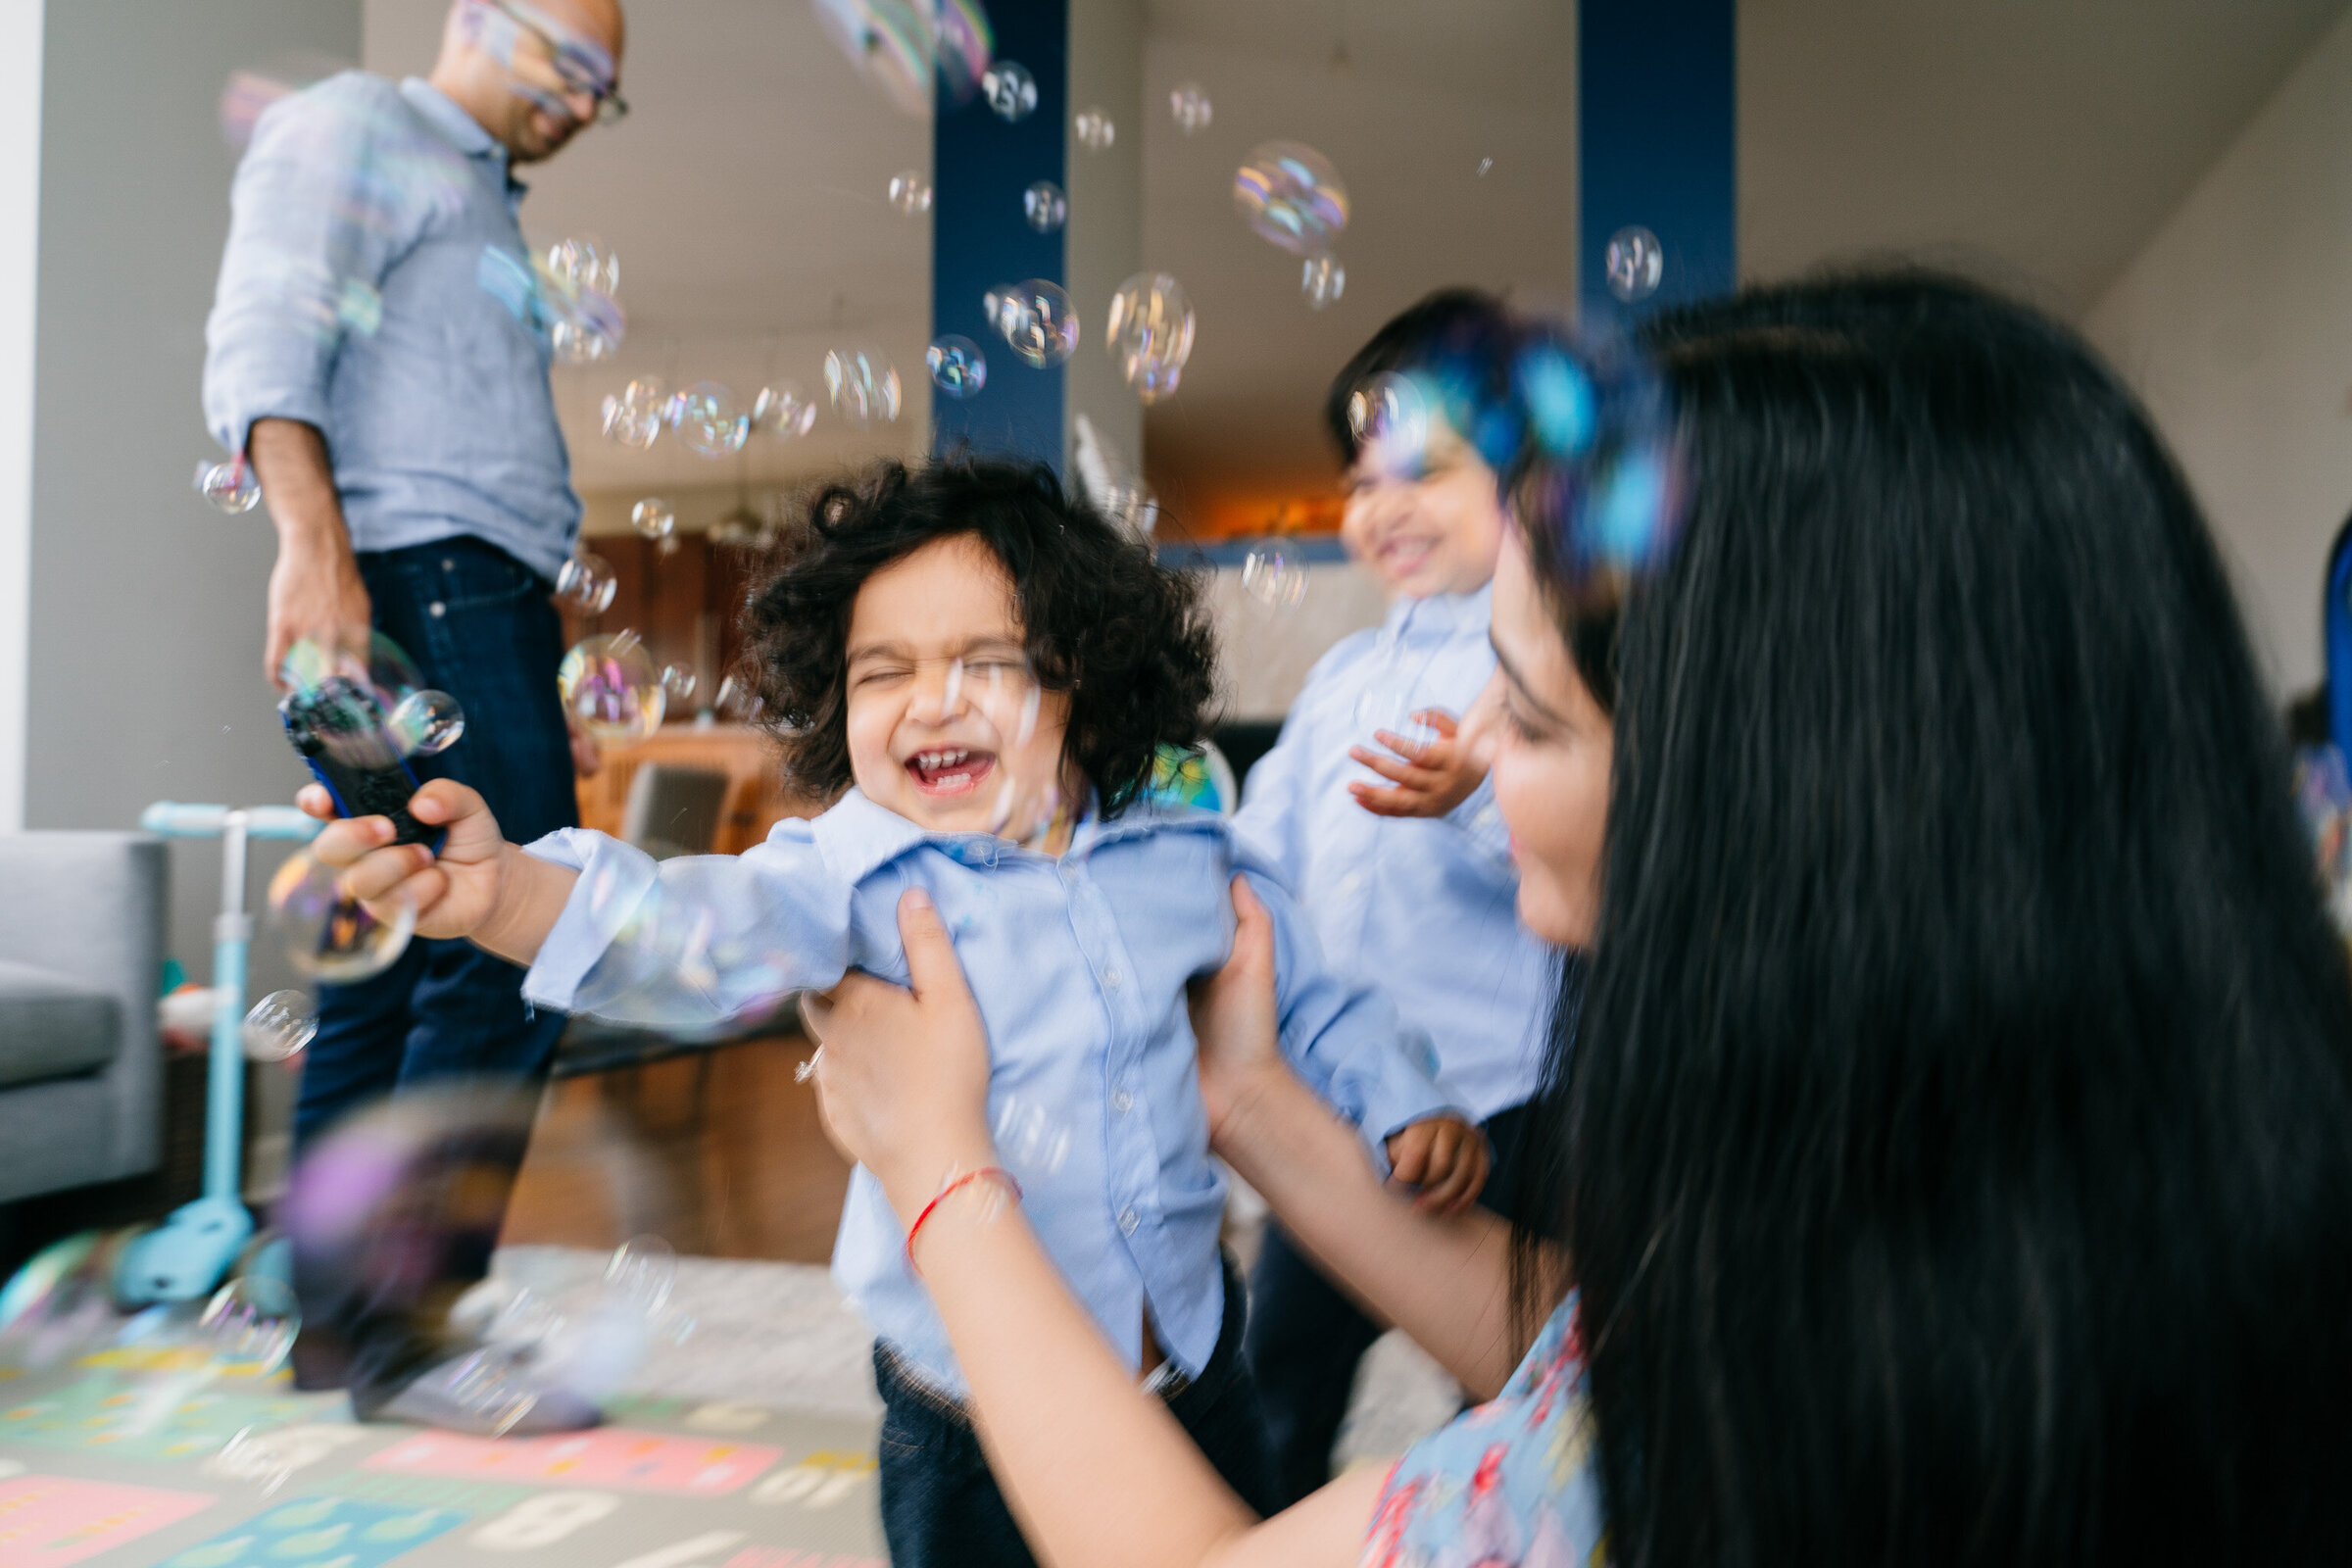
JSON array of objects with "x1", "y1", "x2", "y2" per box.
[
  {"x1": 1349, "y1": 708, "x2": 1491, "y2": 819},
  {"x1": 1384, "y1": 1114, "x2": 1488, "y2": 1215},
  {"x1": 299, "y1": 777, "x2": 516, "y2": 941}
]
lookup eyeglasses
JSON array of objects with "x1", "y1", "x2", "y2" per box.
[{"x1": 483, "y1": 0, "x2": 628, "y2": 125}]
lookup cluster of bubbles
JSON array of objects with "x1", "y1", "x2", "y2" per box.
[
  {"x1": 889, "y1": 170, "x2": 934, "y2": 217},
  {"x1": 532, "y1": 235, "x2": 627, "y2": 365},
  {"x1": 1105, "y1": 272, "x2": 1196, "y2": 403},
  {"x1": 1023, "y1": 179, "x2": 1067, "y2": 233},
  {"x1": 602, "y1": 373, "x2": 841, "y2": 456},
  {"x1": 824, "y1": 347, "x2": 906, "y2": 426},
  {"x1": 1073, "y1": 107, "x2": 1115, "y2": 152},
  {"x1": 1235, "y1": 140, "x2": 1351, "y2": 318},
  {"x1": 1170, "y1": 81, "x2": 1212, "y2": 135}
]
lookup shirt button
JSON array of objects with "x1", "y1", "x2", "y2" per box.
[
  {"x1": 1111, "y1": 1090, "x2": 1133, "y2": 1114},
  {"x1": 1060, "y1": 863, "x2": 1079, "y2": 885},
  {"x1": 427, "y1": 602, "x2": 446, "y2": 618},
  {"x1": 1101, "y1": 966, "x2": 1122, "y2": 990},
  {"x1": 1117, "y1": 1207, "x2": 1139, "y2": 1236},
  {"x1": 441, "y1": 557, "x2": 456, "y2": 571}
]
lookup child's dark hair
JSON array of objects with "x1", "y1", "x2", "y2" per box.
[
  {"x1": 1323, "y1": 286, "x2": 1519, "y2": 469},
  {"x1": 739, "y1": 457, "x2": 1218, "y2": 818}
]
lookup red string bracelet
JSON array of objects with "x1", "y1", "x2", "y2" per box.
[{"x1": 906, "y1": 1166, "x2": 1022, "y2": 1273}]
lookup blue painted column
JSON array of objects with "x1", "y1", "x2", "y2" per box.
[
  {"x1": 1578, "y1": 0, "x2": 1737, "y2": 318},
  {"x1": 932, "y1": 0, "x2": 1067, "y2": 468}
]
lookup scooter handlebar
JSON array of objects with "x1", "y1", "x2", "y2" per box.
[{"x1": 140, "y1": 803, "x2": 321, "y2": 841}]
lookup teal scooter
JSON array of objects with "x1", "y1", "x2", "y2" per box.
[{"x1": 108, "y1": 801, "x2": 321, "y2": 1304}]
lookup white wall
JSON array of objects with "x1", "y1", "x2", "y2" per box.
[
  {"x1": 2084, "y1": 5, "x2": 2352, "y2": 695},
  {"x1": 0, "y1": 0, "x2": 41, "y2": 834},
  {"x1": 20, "y1": 1, "x2": 363, "y2": 981}
]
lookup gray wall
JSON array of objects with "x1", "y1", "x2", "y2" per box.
[{"x1": 23, "y1": 0, "x2": 363, "y2": 990}]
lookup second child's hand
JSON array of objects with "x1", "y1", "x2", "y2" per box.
[{"x1": 1348, "y1": 709, "x2": 1487, "y2": 818}]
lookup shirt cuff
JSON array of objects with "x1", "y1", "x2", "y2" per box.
[
  {"x1": 516, "y1": 829, "x2": 660, "y2": 1013},
  {"x1": 211, "y1": 388, "x2": 335, "y2": 466}
]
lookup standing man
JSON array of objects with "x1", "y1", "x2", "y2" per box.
[{"x1": 203, "y1": 0, "x2": 625, "y2": 1430}]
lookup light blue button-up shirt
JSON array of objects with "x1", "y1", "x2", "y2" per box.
[
  {"x1": 1233, "y1": 583, "x2": 1556, "y2": 1122},
  {"x1": 517, "y1": 792, "x2": 1463, "y2": 1398},
  {"x1": 202, "y1": 73, "x2": 581, "y2": 582}
]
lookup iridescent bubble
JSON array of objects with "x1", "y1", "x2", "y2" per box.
[
  {"x1": 278, "y1": 630, "x2": 424, "y2": 715},
  {"x1": 545, "y1": 234, "x2": 620, "y2": 297},
  {"x1": 713, "y1": 672, "x2": 763, "y2": 723},
  {"x1": 926, "y1": 334, "x2": 988, "y2": 398},
  {"x1": 631, "y1": 497, "x2": 676, "y2": 540},
  {"x1": 267, "y1": 850, "x2": 416, "y2": 984},
  {"x1": 888, "y1": 171, "x2": 933, "y2": 217},
  {"x1": 560, "y1": 631, "x2": 666, "y2": 743},
  {"x1": 600, "y1": 376, "x2": 667, "y2": 449},
  {"x1": 1347, "y1": 370, "x2": 1432, "y2": 471},
  {"x1": 1103, "y1": 484, "x2": 1158, "y2": 539},
  {"x1": 668, "y1": 382, "x2": 749, "y2": 459},
  {"x1": 1105, "y1": 272, "x2": 1194, "y2": 403},
  {"x1": 387, "y1": 688, "x2": 466, "y2": 757},
  {"x1": 753, "y1": 381, "x2": 817, "y2": 439},
  {"x1": 931, "y1": 0, "x2": 994, "y2": 104},
  {"x1": 195, "y1": 457, "x2": 261, "y2": 514},
  {"x1": 1354, "y1": 687, "x2": 1445, "y2": 755},
  {"x1": 1073, "y1": 107, "x2": 1114, "y2": 152},
  {"x1": 660, "y1": 663, "x2": 697, "y2": 702},
  {"x1": 240, "y1": 990, "x2": 317, "y2": 1062},
  {"x1": 1234, "y1": 140, "x2": 1350, "y2": 256},
  {"x1": 604, "y1": 1235, "x2": 677, "y2": 1318},
  {"x1": 1242, "y1": 541, "x2": 1308, "y2": 611},
  {"x1": 981, "y1": 59, "x2": 1036, "y2": 121},
  {"x1": 198, "y1": 1276, "x2": 299, "y2": 1379},
  {"x1": 823, "y1": 348, "x2": 905, "y2": 426},
  {"x1": 1022, "y1": 180, "x2": 1066, "y2": 233},
  {"x1": 1604, "y1": 225, "x2": 1662, "y2": 302},
  {"x1": 1169, "y1": 81, "x2": 1212, "y2": 135},
  {"x1": 656, "y1": 533, "x2": 682, "y2": 561},
  {"x1": 1301, "y1": 254, "x2": 1346, "y2": 310},
  {"x1": 808, "y1": 0, "x2": 934, "y2": 117},
  {"x1": 993, "y1": 1097, "x2": 1072, "y2": 1176},
  {"x1": 994, "y1": 279, "x2": 1079, "y2": 368},
  {"x1": 556, "y1": 551, "x2": 618, "y2": 614}
]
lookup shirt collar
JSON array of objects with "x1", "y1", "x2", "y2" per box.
[
  {"x1": 1385, "y1": 578, "x2": 1496, "y2": 643},
  {"x1": 809, "y1": 786, "x2": 1223, "y2": 883},
  {"x1": 399, "y1": 76, "x2": 527, "y2": 194}
]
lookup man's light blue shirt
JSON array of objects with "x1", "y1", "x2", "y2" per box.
[
  {"x1": 517, "y1": 791, "x2": 1464, "y2": 1399},
  {"x1": 1233, "y1": 583, "x2": 1557, "y2": 1121},
  {"x1": 202, "y1": 73, "x2": 580, "y2": 581}
]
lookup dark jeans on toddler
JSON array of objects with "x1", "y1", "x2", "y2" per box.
[{"x1": 874, "y1": 1254, "x2": 1277, "y2": 1568}]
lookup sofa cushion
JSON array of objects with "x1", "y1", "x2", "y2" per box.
[{"x1": 0, "y1": 957, "x2": 120, "y2": 1087}]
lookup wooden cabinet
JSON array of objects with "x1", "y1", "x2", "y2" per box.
[{"x1": 574, "y1": 723, "x2": 828, "y2": 856}]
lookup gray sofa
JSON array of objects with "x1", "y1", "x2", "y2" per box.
[{"x1": 0, "y1": 833, "x2": 165, "y2": 1203}]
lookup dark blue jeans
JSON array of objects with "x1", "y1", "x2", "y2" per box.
[
  {"x1": 288, "y1": 536, "x2": 574, "y2": 1399},
  {"x1": 1244, "y1": 1098, "x2": 1536, "y2": 1509},
  {"x1": 875, "y1": 1255, "x2": 1278, "y2": 1567}
]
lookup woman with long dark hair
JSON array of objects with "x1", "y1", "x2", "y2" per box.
[{"x1": 802, "y1": 273, "x2": 2352, "y2": 1566}]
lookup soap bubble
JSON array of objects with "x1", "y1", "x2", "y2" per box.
[
  {"x1": 196, "y1": 456, "x2": 262, "y2": 514},
  {"x1": 823, "y1": 348, "x2": 904, "y2": 426},
  {"x1": 1242, "y1": 541, "x2": 1308, "y2": 611},
  {"x1": 1169, "y1": 81, "x2": 1211, "y2": 134},
  {"x1": 888, "y1": 170, "x2": 933, "y2": 217},
  {"x1": 545, "y1": 234, "x2": 620, "y2": 297},
  {"x1": 241, "y1": 990, "x2": 318, "y2": 1062},
  {"x1": 1234, "y1": 140, "x2": 1350, "y2": 256},
  {"x1": 1604, "y1": 225, "x2": 1662, "y2": 302},
  {"x1": 604, "y1": 1235, "x2": 677, "y2": 1318},
  {"x1": 668, "y1": 381, "x2": 749, "y2": 459},
  {"x1": 993, "y1": 1097, "x2": 1071, "y2": 1176},
  {"x1": 931, "y1": 0, "x2": 995, "y2": 104},
  {"x1": 268, "y1": 850, "x2": 416, "y2": 984},
  {"x1": 560, "y1": 630, "x2": 666, "y2": 744},
  {"x1": 926, "y1": 334, "x2": 988, "y2": 398},
  {"x1": 992, "y1": 279, "x2": 1079, "y2": 368},
  {"x1": 753, "y1": 381, "x2": 817, "y2": 439},
  {"x1": 218, "y1": 51, "x2": 347, "y2": 150},
  {"x1": 906, "y1": 654, "x2": 1062, "y2": 843},
  {"x1": 1103, "y1": 484, "x2": 1158, "y2": 539},
  {"x1": 808, "y1": 0, "x2": 934, "y2": 116},
  {"x1": 713, "y1": 672, "x2": 763, "y2": 723},
  {"x1": 1347, "y1": 370, "x2": 1432, "y2": 471},
  {"x1": 279, "y1": 629, "x2": 424, "y2": 715},
  {"x1": 601, "y1": 376, "x2": 667, "y2": 449},
  {"x1": 661, "y1": 664, "x2": 697, "y2": 702},
  {"x1": 199, "y1": 1276, "x2": 299, "y2": 1379},
  {"x1": 387, "y1": 688, "x2": 466, "y2": 757},
  {"x1": 981, "y1": 59, "x2": 1036, "y2": 120},
  {"x1": 1301, "y1": 253, "x2": 1346, "y2": 310},
  {"x1": 556, "y1": 551, "x2": 618, "y2": 614},
  {"x1": 631, "y1": 497, "x2": 676, "y2": 540},
  {"x1": 1022, "y1": 179, "x2": 1066, "y2": 233},
  {"x1": 1105, "y1": 272, "x2": 1194, "y2": 403},
  {"x1": 1354, "y1": 687, "x2": 1445, "y2": 755},
  {"x1": 1073, "y1": 106, "x2": 1114, "y2": 152}
]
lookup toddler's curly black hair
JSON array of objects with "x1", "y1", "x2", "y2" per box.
[{"x1": 739, "y1": 457, "x2": 1219, "y2": 818}]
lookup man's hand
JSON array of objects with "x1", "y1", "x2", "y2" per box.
[
  {"x1": 250, "y1": 417, "x2": 372, "y2": 687},
  {"x1": 1383, "y1": 1114, "x2": 1489, "y2": 1215}
]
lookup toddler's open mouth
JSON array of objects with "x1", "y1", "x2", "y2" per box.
[{"x1": 907, "y1": 747, "x2": 997, "y2": 797}]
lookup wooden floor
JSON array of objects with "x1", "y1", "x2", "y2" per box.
[{"x1": 500, "y1": 1032, "x2": 853, "y2": 1265}]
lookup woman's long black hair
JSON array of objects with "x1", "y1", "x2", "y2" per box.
[{"x1": 1518, "y1": 274, "x2": 2352, "y2": 1566}]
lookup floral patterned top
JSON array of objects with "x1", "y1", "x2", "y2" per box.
[{"x1": 1361, "y1": 1294, "x2": 1606, "y2": 1568}]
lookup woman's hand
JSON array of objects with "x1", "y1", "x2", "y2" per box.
[
  {"x1": 299, "y1": 778, "x2": 517, "y2": 942},
  {"x1": 1186, "y1": 877, "x2": 1298, "y2": 1147},
  {"x1": 802, "y1": 889, "x2": 1000, "y2": 1212}
]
